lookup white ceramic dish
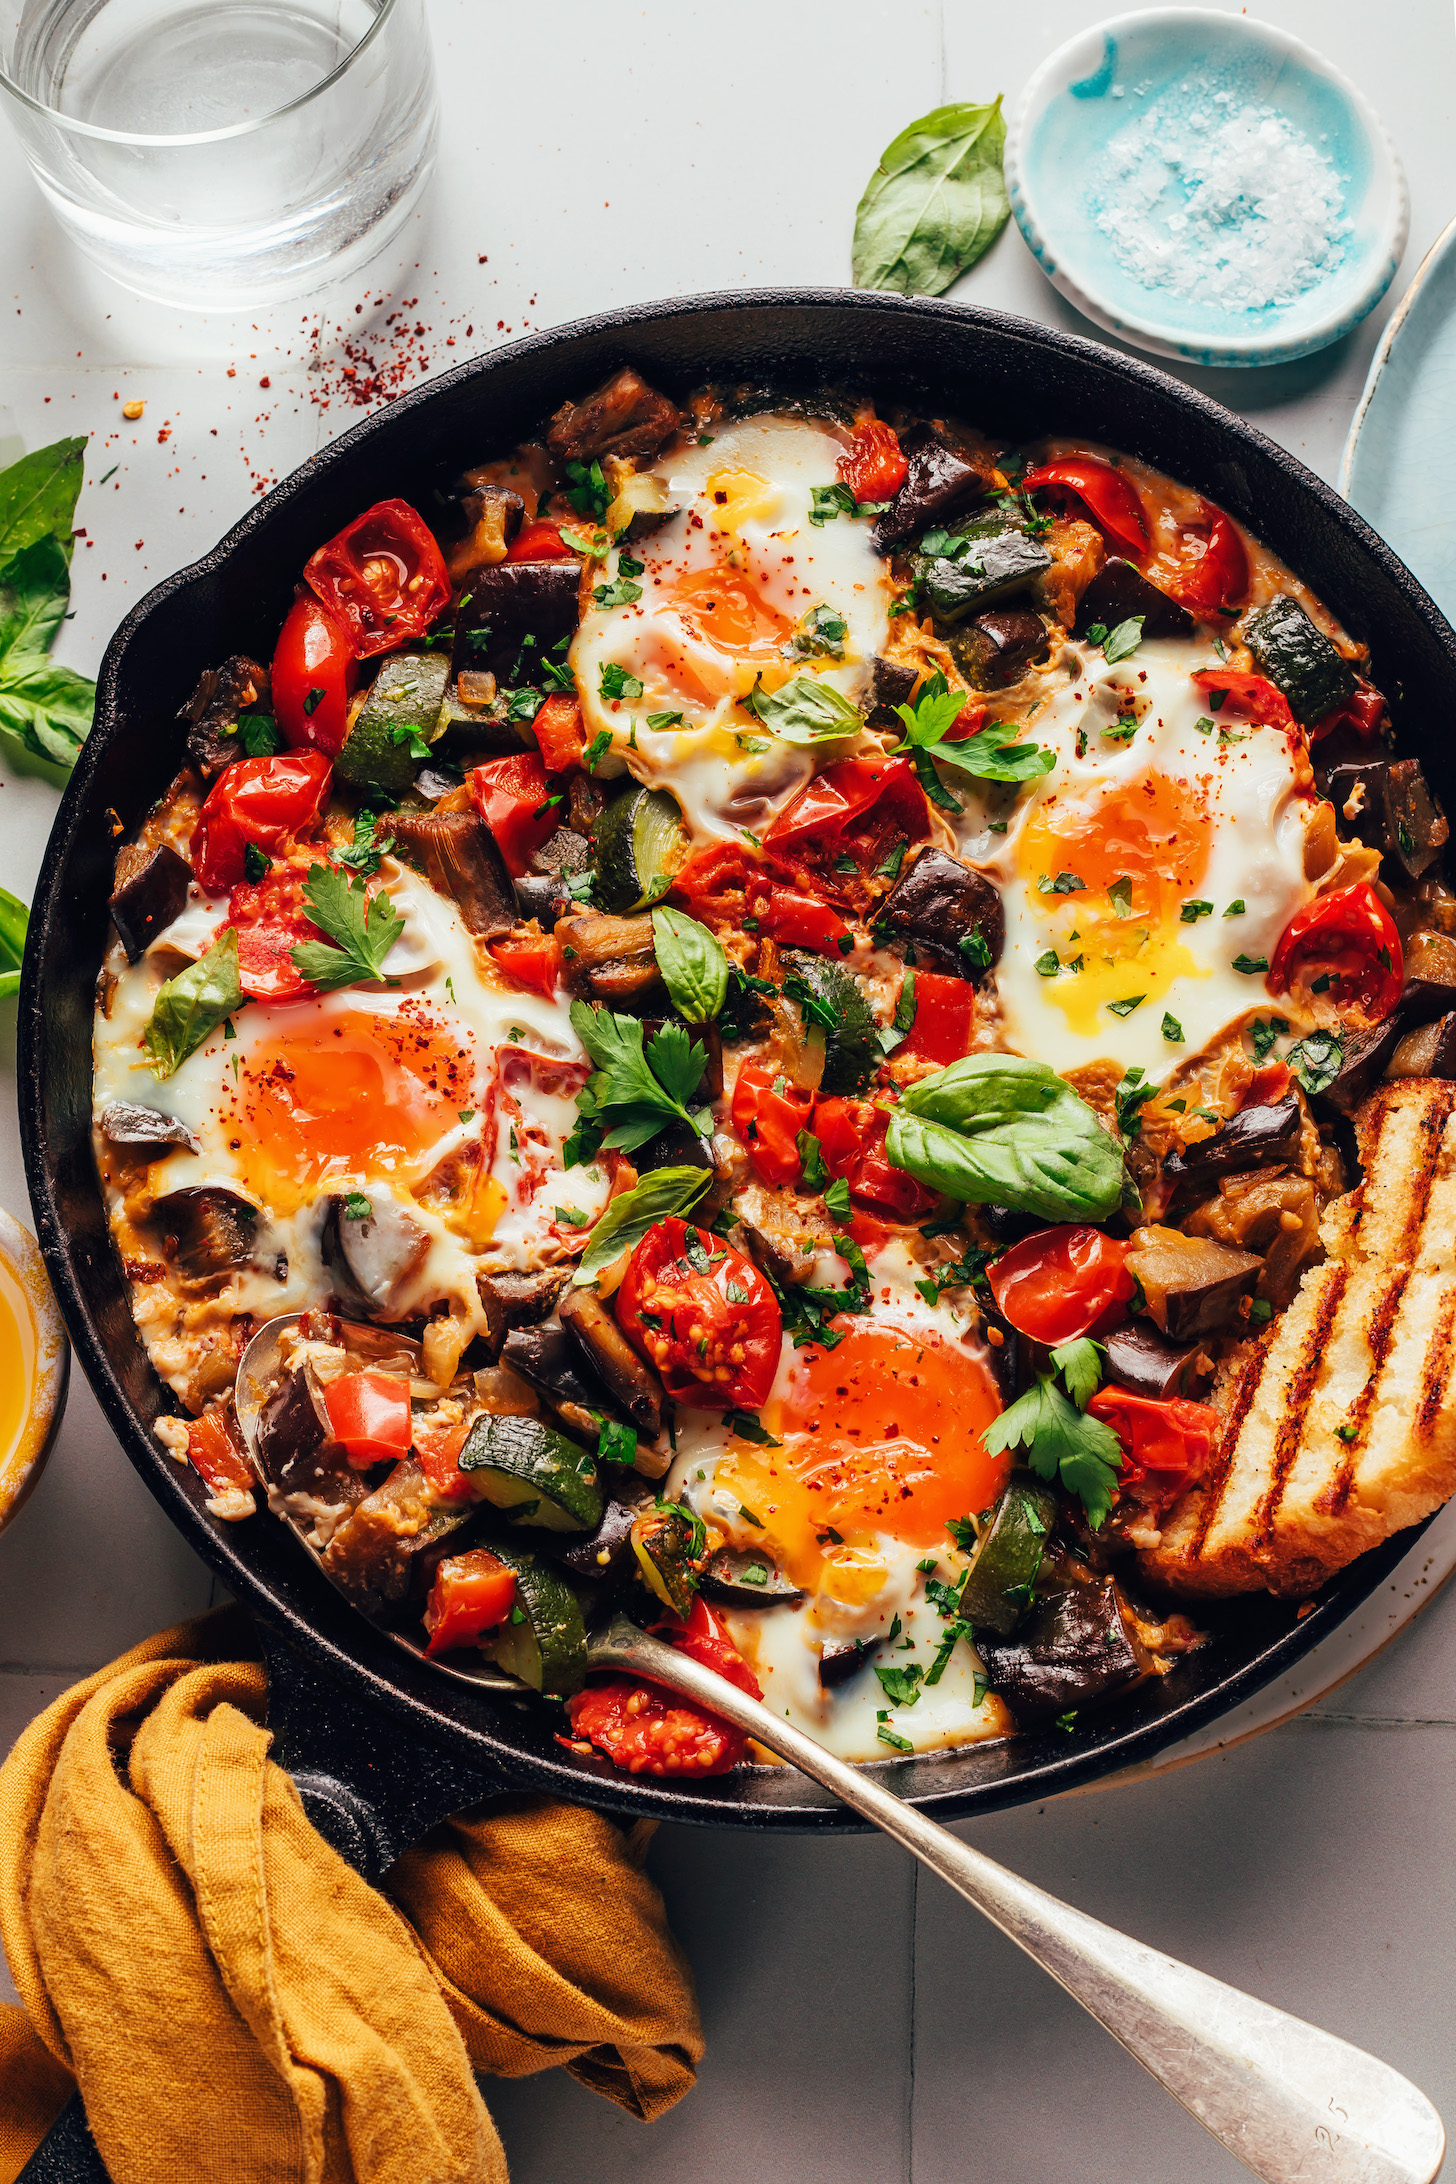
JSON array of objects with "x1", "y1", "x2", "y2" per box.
[
  {"x1": 1005, "y1": 8, "x2": 1408, "y2": 368},
  {"x1": 1341, "y1": 212, "x2": 1456, "y2": 615}
]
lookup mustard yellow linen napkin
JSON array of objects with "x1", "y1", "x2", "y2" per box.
[{"x1": 0, "y1": 1606, "x2": 702, "y2": 2184}]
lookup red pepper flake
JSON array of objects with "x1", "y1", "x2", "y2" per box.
[{"x1": 260, "y1": 375, "x2": 271, "y2": 388}]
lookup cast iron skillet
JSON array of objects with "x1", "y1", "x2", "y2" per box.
[{"x1": 19, "y1": 291, "x2": 1456, "y2": 1835}]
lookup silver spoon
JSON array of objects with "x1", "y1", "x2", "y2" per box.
[{"x1": 235, "y1": 1318, "x2": 1444, "y2": 2181}]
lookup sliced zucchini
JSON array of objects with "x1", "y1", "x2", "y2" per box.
[
  {"x1": 338, "y1": 653, "x2": 451, "y2": 796},
  {"x1": 958, "y1": 1472, "x2": 1057, "y2": 1636},
  {"x1": 1243, "y1": 596, "x2": 1356, "y2": 725},
  {"x1": 478, "y1": 1543, "x2": 589, "y2": 1696},
  {"x1": 458, "y1": 1414, "x2": 604, "y2": 1532},
  {"x1": 595, "y1": 783, "x2": 687, "y2": 912},
  {"x1": 631, "y1": 1500, "x2": 703, "y2": 1616},
  {"x1": 780, "y1": 950, "x2": 880, "y2": 1095},
  {"x1": 919, "y1": 531, "x2": 1052, "y2": 627}
]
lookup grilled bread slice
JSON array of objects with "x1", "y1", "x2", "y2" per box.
[{"x1": 1139, "y1": 1076, "x2": 1456, "y2": 1598}]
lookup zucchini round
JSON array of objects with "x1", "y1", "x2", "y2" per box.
[
  {"x1": 478, "y1": 1544, "x2": 589, "y2": 1696},
  {"x1": 595, "y1": 783, "x2": 687, "y2": 912},
  {"x1": 958, "y1": 1472, "x2": 1056, "y2": 1635},
  {"x1": 459, "y1": 1414, "x2": 604, "y2": 1532}
]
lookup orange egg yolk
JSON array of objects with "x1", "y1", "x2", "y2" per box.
[
  {"x1": 717, "y1": 1321, "x2": 1006, "y2": 1603},
  {"x1": 235, "y1": 1006, "x2": 473, "y2": 1214}
]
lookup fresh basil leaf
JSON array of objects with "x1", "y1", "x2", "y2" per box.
[
  {"x1": 852, "y1": 98, "x2": 1010, "y2": 297},
  {"x1": 885, "y1": 1053, "x2": 1125, "y2": 1221},
  {"x1": 141, "y1": 929, "x2": 244, "y2": 1079},
  {"x1": 593, "y1": 575, "x2": 643, "y2": 611},
  {"x1": 0, "y1": 534, "x2": 95, "y2": 766},
  {"x1": 0, "y1": 883, "x2": 27, "y2": 999},
  {"x1": 809, "y1": 483, "x2": 858, "y2": 527},
  {"x1": 0, "y1": 437, "x2": 85, "y2": 566},
  {"x1": 824, "y1": 1175, "x2": 852, "y2": 1220},
  {"x1": 573, "y1": 1165, "x2": 712, "y2": 1282},
  {"x1": 933, "y1": 725, "x2": 1057, "y2": 784},
  {"x1": 651, "y1": 904, "x2": 728, "y2": 1024},
  {"x1": 743, "y1": 673, "x2": 861, "y2": 744},
  {"x1": 798, "y1": 1129, "x2": 828, "y2": 1192}
]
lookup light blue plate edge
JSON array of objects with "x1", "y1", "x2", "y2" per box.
[{"x1": 1006, "y1": 8, "x2": 1408, "y2": 369}]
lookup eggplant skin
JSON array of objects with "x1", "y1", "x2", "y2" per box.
[
  {"x1": 477, "y1": 1267, "x2": 571, "y2": 1360},
  {"x1": 390, "y1": 810, "x2": 515, "y2": 938},
  {"x1": 178, "y1": 654, "x2": 271, "y2": 780},
  {"x1": 152, "y1": 1186, "x2": 258, "y2": 1280},
  {"x1": 977, "y1": 1581, "x2": 1147, "y2": 1723},
  {"x1": 100, "y1": 1101, "x2": 200, "y2": 1154},
  {"x1": 450, "y1": 562, "x2": 581, "y2": 687},
  {"x1": 1102, "y1": 1323, "x2": 1203, "y2": 1402},
  {"x1": 1075, "y1": 557, "x2": 1194, "y2": 642},
  {"x1": 545, "y1": 366, "x2": 680, "y2": 465},
  {"x1": 559, "y1": 1286, "x2": 664, "y2": 1436},
  {"x1": 879, "y1": 847, "x2": 1005, "y2": 978},
  {"x1": 872, "y1": 423, "x2": 990, "y2": 552},
  {"x1": 1162, "y1": 1096, "x2": 1302, "y2": 1196},
  {"x1": 108, "y1": 843, "x2": 192, "y2": 962}
]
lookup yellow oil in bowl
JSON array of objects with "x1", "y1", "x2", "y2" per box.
[{"x1": 0, "y1": 1209, "x2": 68, "y2": 1527}]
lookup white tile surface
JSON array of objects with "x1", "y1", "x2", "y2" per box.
[{"x1": 0, "y1": 0, "x2": 1453, "y2": 2173}]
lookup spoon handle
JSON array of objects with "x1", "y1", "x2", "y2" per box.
[{"x1": 594, "y1": 1621, "x2": 1443, "y2": 2184}]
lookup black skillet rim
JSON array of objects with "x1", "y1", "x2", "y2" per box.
[{"x1": 18, "y1": 286, "x2": 1453, "y2": 1829}]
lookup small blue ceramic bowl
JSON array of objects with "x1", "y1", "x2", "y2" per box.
[{"x1": 1005, "y1": 8, "x2": 1408, "y2": 368}]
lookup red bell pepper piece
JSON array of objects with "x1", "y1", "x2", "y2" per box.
[
  {"x1": 1086, "y1": 1387, "x2": 1220, "y2": 1517},
  {"x1": 765, "y1": 755, "x2": 930, "y2": 890},
  {"x1": 814, "y1": 1096, "x2": 939, "y2": 1221},
  {"x1": 323, "y1": 1370, "x2": 413, "y2": 1467},
  {"x1": 1269, "y1": 880, "x2": 1403, "y2": 1020},
  {"x1": 506, "y1": 519, "x2": 576, "y2": 562},
  {"x1": 1309, "y1": 680, "x2": 1387, "y2": 743},
  {"x1": 470, "y1": 752, "x2": 561, "y2": 876},
  {"x1": 753, "y1": 885, "x2": 853, "y2": 954},
  {"x1": 489, "y1": 932, "x2": 560, "y2": 997},
  {"x1": 186, "y1": 1409, "x2": 254, "y2": 1495},
  {"x1": 1022, "y1": 455, "x2": 1149, "y2": 562},
  {"x1": 532, "y1": 692, "x2": 587, "y2": 773},
  {"x1": 1191, "y1": 669, "x2": 1294, "y2": 730},
  {"x1": 423, "y1": 1549, "x2": 518, "y2": 1655},
  {"x1": 731, "y1": 1065, "x2": 815, "y2": 1187},
  {"x1": 898, "y1": 969, "x2": 974, "y2": 1066},
  {"x1": 1162, "y1": 499, "x2": 1250, "y2": 617}
]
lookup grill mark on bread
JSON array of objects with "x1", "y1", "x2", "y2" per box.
[
  {"x1": 1184, "y1": 1331, "x2": 1270, "y2": 1563},
  {"x1": 1260, "y1": 1264, "x2": 1347, "y2": 1538},
  {"x1": 1416, "y1": 1285, "x2": 1456, "y2": 1441}
]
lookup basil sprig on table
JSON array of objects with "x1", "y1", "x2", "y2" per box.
[
  {"x1": 0, "y1": 886, "x2": 26, "y2": 1000},
  {"x1": 573, "y1": 1166, "x2": 712, "y2": 1284},
  {"x1": 141, "y1": 928, "x2": 244, "y2": 1079},
  {"x1": 884, "y1": 1053, "x2": 1125, "y2": 1221},
  {"x1": 852, "y1": 98, "x2": 1011, "y2": 297},
  {"x1": 0, "y1": 437, "x2": 96, "y2": 769},
  {"x1": 651, "y1": 905, "x2": 728, "y2": 1023}
]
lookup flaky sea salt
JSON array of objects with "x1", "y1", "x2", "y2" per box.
[{"x1": 1087, "y1": 72, "x2": 1351, "y2": 314}]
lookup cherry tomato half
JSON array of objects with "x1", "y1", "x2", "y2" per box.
[
  {"x1": 323, "y1": 1370, "x2": 413, "y2": 1467},
  {"x1": 191, "y1": 750, "x2": 332, "y2": 894},
  {"x1": 765, "y1": 755, "x2": 930, "y2": 893},
  {"x1": 225, "y1": 858, "x2": 328, "y2": 1003},
  {"x1": 186, "y1": 1409, "x2": 253, "y2": 1495},
  {"x1": 1309, "y1": 680, "x2": 1387, "y2": 743},
  {"x1": 469, "y1": 751, "x2": 560, "y2": 877},
  {"x1": 898, "y1": 969, "x2": 974, "y2": 1067},
  {"x1": 304, "y1": 497, "x2": 451, "y2": 658},
  {"x1": 1022, "y1": 455, "x2": 1149, "y2": 562},
  {"x1": 671, "y1": 841, "x2": 755, "y2": 929},
  {"x1": 532, "y1": 692, "x2": 587, "y2": 773},
  {"x1": 654, "y1": 1596, "x2": 763, "y2": 1698},
  {"x1": 731, "y1": 1066, "x2": 814, "y2": 1188},
  {"x1": 815, "y1": 1097, "x2": 940, "y2": 1222},
  {"x1": 1086, "y1": 1388, "x2": 1219, "y2": 1517},
  {"x1": 616, "y1": 1218, "x2": 782, "y2": 1411},
  {"x1": 564, "y1": 1677, "x2": 746, "y2": 1775},
  {"x1": 1190, "y1": 668, "x2": 1293, "y2": 730},
  {"x1": 837, "y1": 420, "x2": 908, "y2": 505},
  {"x1": 271, "y1": 592, "x2": 357, "y2": 754},
  {"x1": 488, "y1": 932, "x2": 560, "y2": 998},
  {"x1": 1161, "y1": 499, "x2": 1250, "y2": 618},
  {"x1": 1269, "y1": 880, "x2": 1404, "y2": 1021},
  {"x1": 987, "y1": 1226, "x2": 1134, "y2": 1346},
  {"x1": 423, "y1": 1548, "x2": 517, "y2": 1656}
]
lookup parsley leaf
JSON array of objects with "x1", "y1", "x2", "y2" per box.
[
  {"x1": 569, "y1": 998, "x2": 709, "y2": 1154},
  {"x1": 888, "y1": 671, "x2": 1055, "y2": 785},
  {"x1": 824, "y1": 1175, "x2": 852, "y2": 1219},
  {"x1": 983, "y1": 1377, "x2": 1123, "y2": 1528},
  {"x1": 1232, "y1": 953, "x2": 1269, "y2": 976},
  {"x1": 290, "y1": 867, "x2": 405, "y2": 990},
  {"x1": 599, "y1": 663, "x2": 644, "y2": 703},
  {"x1": 1101, "y1": 616, "x2": 1144, "y2": 663},
  {"x1": 875, "y1": 1662, "x2": 923, "y2": 1708},
  {"x1": 1287, "y1": 1027, "x2": 1344, "y2": 1097},
  {"x1": 333, "y1": 808, "x2": 392, "y2": 876},
  {"x1": 1050, "y1": 1336, "x2": 1102, "y2": 1411},
  {"x1": 809, "y1": 483, "x2": 858, "y2": 526},
  {"x1": 1113, "y1": 1065, "x2": 1155, "y2": 1138},
  {"x1": 593, "y1": 572, "x2": 643, "y2": 611},
  {"x1": 798, "y1": 1129, "x2": 828, "y2": 1192}
]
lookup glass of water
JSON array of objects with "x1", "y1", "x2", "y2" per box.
[{"x1": 0, "y1": 0, "x2": 437, "y2": 309}]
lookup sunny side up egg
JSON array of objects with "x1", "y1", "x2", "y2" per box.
[
  {"x1": 571, "y1": 414, "x2": 893, "y2": 840},
  {"x1": 93, "y1": 864, "x2": 613, "y2": 1403},
  {"x1": 953, "y1": 635, "x2": 1319, "y2": 1082}
]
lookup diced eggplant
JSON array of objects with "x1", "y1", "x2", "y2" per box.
[
  {"x1": 630, "y1": 1500, "x2": 700, "y2": 1615},
  {"x1": 959, "y1": 1473, "x2": 1057, "y2": 1635},
  {"x1": 1327, "y1": 758, "x2": 1449, "y2": 882},
  {"x1": 873, "y1": 423, "x2": 990, "y2": 552},
  {"x1": 1388, "y1": 1013, "x2": 1456, "y2": 1080},
  {"x1": 604, "y1": 465, "x2": 677, "y2": 544},
  {"x1": 869, "y1": 656, "x2": 918, "y2": 712},
  {"x1": 152, "y1": 1186, "x2": 258, "y2": 1279},
  {"x1": 413, "y1": 764, "x2": 464, "y2": 804},
  {"x1": 530, "y1": 826, "x2": 592, "y2": 878},
  {"x1": 390, "y1": 809, "x2": 515, "y2": 937},
  {"x1": 953, "y1": 606, "x2": 1052, "y2": 690},
  {"x1": 1244, "y1": 595, "x2": 1356, "y2": 725},
  {"x1": 977, "y1": 1579, "x2": 1149, "y2": 1724},
  {"x1": 879, "y1": 847, "x2": 1005, "y2": 978},
  {"x1": 322, "y1": 1460, "x2": 478, "y2": 1611},
  {"x1": 1103, "y1": 1322, "x2": 1205, "y2": 1402},
  {"x1": 1075, "y1": 558, "x2": 1195, "y2": 641},
  {"x1": 109, "y1": 842, "x2": 192, "y2": 962},
  {"x1": 450, "y1": 561, "x2": 582, "y2": 687},
  {"x1": 559, "y1": 1287, "x2": 665, "y2": 1436},
  {"x1": 546, "y1": 366, "x2": 680, "y2": 464},
  {"x1": 458, "y1": 1412, "x2": 604, "y2": 1532},
  {"x1": 1395, "y1": 929, "x2": 1456, "y2": 1029},
  {"x1": 253, "y1": 1363, "x2": 353, "y2": 1500},
  {"x1": 1161, "y1": 1096, "x2": 1302, "y2": 1197},
  {"x1": 734, "y1": 1181, "x2": 835, "y2": 1287},
  {"x1": 556, "y1": 911, "x2": 664, "y2": 1009},
  {"x1": 477, "y1": 1267, "x2": 571, "y2": 1359},
  {"x1": 446, "y1": 482, "x2": 524, "y2": 579},
  {"x1": 701, "y1": 1544, "x2": 805, "y2": 1605},
  {"x1": 568, "y1": 773, "x2": 606, "y2": 836},
  {"x1": 1184, "y1": 1168, "x2": 1322, "y2": 1309},
  {"x1": 100, "y1": 1101, "x2": 200, "y2": 1154},
  {"x1": 1123, "y1": 1224, "x2": 1261, "y2": 1341},
  {"x1": 177, "y1": 654, "x2": 270, "y2": 780},
  {"x1": 980, "y1": 1302, "x2": 1022, "y2": 1406},
  {"x1": 501, "y1": 1323, "x2": 608, "y2": 1432},
  {"x1": 512, "y1": 874, "x2": 572, "y2": 930},
  {"x1": 819, "y1": 1638, "x2": 873, "y2": 1689},
  {"x1": 1315, "y1": 1017, "x2": 1404, "y2": 1117},
  {"x1": 325, "y1": 1192, "x2": 430, "y2": 1317},
  {"x1": 541, "y1": 1484, "x2": 654, "y2": 1586},
  {"x1": 922, "y1": 531, "x2": 1053, "y2": 626}
]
